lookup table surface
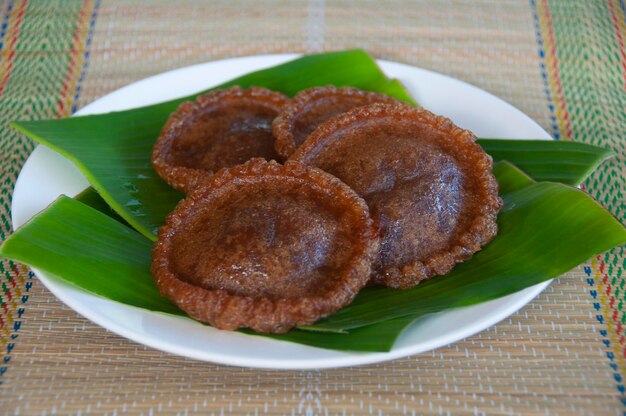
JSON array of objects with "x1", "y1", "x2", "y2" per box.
[{"x1": 0, "y1": 0, "x2": 624, "y2": 414}]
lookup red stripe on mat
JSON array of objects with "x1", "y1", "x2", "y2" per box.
[
  {"x1": 0, "y1": 0, "x2": 28, "y2": 98},
  {"x1": 540, "y1": 0, "x2": 574, "y2": 140},
  {"x1": 57, "y1": 0, "x2": 91, "y2": 117}
]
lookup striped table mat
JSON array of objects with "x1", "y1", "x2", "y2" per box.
[{"x1": 0, "y1": 1, "x2": 624, "y2": 414}]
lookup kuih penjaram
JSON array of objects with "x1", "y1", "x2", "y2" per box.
[
  {"x1": 272, "y1": 86, "x2": 398, "y2": 159},
  {"x1": 151, "y1": 86, "x2": 502, "y2": 333}
]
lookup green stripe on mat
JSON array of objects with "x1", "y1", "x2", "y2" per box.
[
  {"x1": 537, "y1": 0, "x2": 626, "y2": 403},
  {"x1": 0, "y1": 0, "x2": 98, "y2": 384}
]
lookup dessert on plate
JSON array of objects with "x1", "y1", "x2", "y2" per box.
[
  {"x1": 151, "y1": 158, "x2": 379, "y2": 333},
  {"x1": 272, "y1": 86, "x2": 398, "y2": 159},
  {"x1": 152, "y1": 86, "x2": 289, "y2": 192},
  {"x1": 290, "y1": 103, "x2": 502, "y2": 288}
]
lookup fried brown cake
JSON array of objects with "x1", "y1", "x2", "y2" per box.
[
  {"x1": 272, "y1": 86, "x2": 398, "y2": 159},
  {"x1": 152, "y1": 86, "x2": 289, "y2": 193},
  {"x1": 151, "y1": 158, "x2": 379, "y2": 333},
  {"x1": 290, "y1": 103, "x2": 502, "y2": 288}
]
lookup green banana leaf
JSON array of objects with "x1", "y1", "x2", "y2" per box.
[
  {"x1": 1, "y1": 195, "x2": 181, "y2": 315},
  {"x1": 10, "y1": 50, "x2": 414, "y2": 241},
  {"x1": 254, "y1": 315, "x2": 418, "y2": 351},
  {"x1": 303, "y1": 162, "x2": 626, "y2": 332},
  {"x1": 10, "y1": 50, "x2": 612, "y2": 242},
  {"x1": 2, "y1": 162, "x2": 624, "y2": 351},
  {"x1": 476, "y1": 139, "x2": 614, "y2": 186}
]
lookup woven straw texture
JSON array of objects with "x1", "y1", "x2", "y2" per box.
[{"x1": 0, "y1": 0, "x2": 625, "y2": 414}]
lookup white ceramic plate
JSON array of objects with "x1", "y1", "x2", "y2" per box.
[{"x1": 11, "y1": 54, "x2": 552, "y2": 370}]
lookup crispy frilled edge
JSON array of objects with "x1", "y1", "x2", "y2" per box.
[{"x1": 151, "y1": 158, "x2": 380, "y2": 333}]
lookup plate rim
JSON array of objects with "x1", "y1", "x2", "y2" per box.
[{"x1": 11, "y1": 53, "x2": 552, "y2": 370}]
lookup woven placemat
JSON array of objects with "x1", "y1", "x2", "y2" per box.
[{"x1": 1, "y1": 0, "x2": 624, "y2": 414}]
